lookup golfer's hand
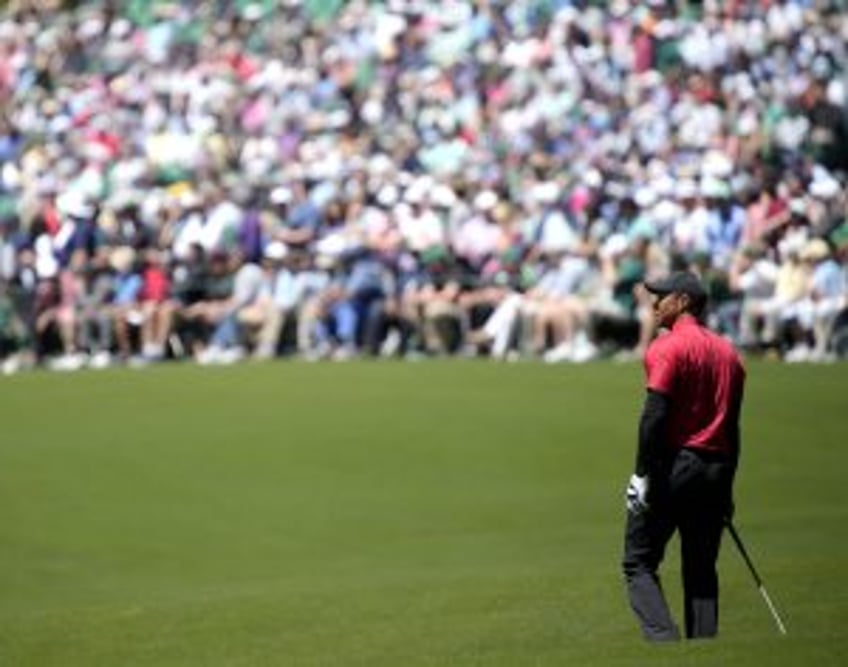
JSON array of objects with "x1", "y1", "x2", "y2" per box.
[{"x1": 626, "y1": 474, "x2": 649, "y2": 514}]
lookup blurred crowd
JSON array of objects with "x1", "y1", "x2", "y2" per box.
[{"x1": 1, "y1": 0, "x2": 847, "y2": 374}]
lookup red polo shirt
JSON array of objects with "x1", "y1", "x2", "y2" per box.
[{"x1": 644, "y1": 315, "x2": 745, "y2": 455}]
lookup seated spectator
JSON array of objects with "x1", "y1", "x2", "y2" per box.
[
  {"x1": 326, "y1": 244, "x2": 392, "y2": 359},
  {"x1": 139, "y1": 248, "x2": 177, "y2": 362},
  {"x1": 108, "y1": 246, "x2": 144, "y2": 363},
  {"x1": 753, "y1": 245, "x2": 810, "y2": 354},
  {"x1": 525, "y1": 242, "x2": 595, "y2": 359},
  {"x1": 407, "y1": 246, "x2": 470, "y2": 356},
  {"x1": 78, "y1": 247, "x2": 115, "y2": 369},
  {"x1": 7, "y1": 247, "x2": 40, "y2": 368},
  {"x1": 197, "y1": 250, "x2": 263, "y2": 364},
  {"x1": 786, "y1": 239, "x2": 846, "y2": 362},
  {"x1": 463, "y1": 245, "x2": 536, "y2": 360},
  {"x1": 546, "y1": 235, "x2": 652, "y2": 362},
  {"x1": 237, "y1": 241, "x2": 289, "y2": 360},
  {"x1": 292, "y1": 250, "x2": 334, "y2": 359},
  {"x1": 729, "y1": 242, "x2": 779, "y2": 351},
  {"x1": 38, "y1": 248, "x2": 88, "y2": 370},
  {"x1": 0, "y1": 280, "x2": 29, "y2": 374},
  {"x1": 178, "y1": 250, "x2": 234, "y2": 359},
  {"x1": 2, "y1": 0, "x2": 847, "y2": 371}
]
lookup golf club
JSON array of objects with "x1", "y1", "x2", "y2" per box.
[{"x1": 725, "y1": 519, "x2": 788, "y2": 635}]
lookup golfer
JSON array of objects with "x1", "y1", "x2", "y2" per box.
[{"x1": 622, "y1": 270, "x2": 746, "y2": 641}]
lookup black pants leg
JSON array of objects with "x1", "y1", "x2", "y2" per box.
[
  {"x1": 679, "y1": 506, "x2": 724, "y2": 638},
  {"x1": 622, "y1": 503, "x2": 680, "y2": 641},
  {"x1": 623, "y1": 449, "x2": 734, "y2": 641},
  {"x1": 676, "y1": 455, "x2": 734, "y2": 639}
]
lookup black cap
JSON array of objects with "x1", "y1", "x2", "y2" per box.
[{"x1": 644, "y1": 271, "x2": 707, "y2": 301}]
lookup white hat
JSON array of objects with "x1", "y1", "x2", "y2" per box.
[
  {"x1": 58, "y1": 191, "x2": 95, "y2": 219},
  {"x1": 270, "y1": 186, "x2": 293, "y2": 205},
  {"x1": 263, "y1": 241, "x2": 288, "y2": 261},
  {"x1": 652, "y1": 199, "x2": 680, "y2": 223},
  {"x1": 634, "y1": 185, "x2": 658, "y2": 209},
  {"x1": 179, "y1": 190, "x2": 201, "y2": 209},
  {"x1": 315, "y1": 233, "x2": 349, "y2": 257},
  {"x1": 789, "y1": 197, "x2": 807, "y2": 215},
  {"x1": 376, "y1": 184, "x2": 400, "y2": 208},
  {"x1": 473, "y1": 190, "x2": 499, "y2": 211},
  {"x1": 431, "y1": 184, "x2": 457, "y2": 208},
  {"x1": 652, "y1": 174, "x2": 676, "y2": 197},
  {"x1": 800, "y1": 238, "x2": 830, "y2": 261},
  {"x1": 701, "y1": 150, "x2": 733, "y2": 178},
  {"x1": 675, "y1": 179, "x2": 698, "y2": 200},
  {"x1": 583, "y1": 168, "x2": 603, "y2": 188},
  {"x1": 531, "y1": 182, "x2": 560, "y2": 204},
  {"x1": 367, "y1": 154, "x2": 394, "y2": 175},
  {"x1": 809, "y1": 177, "x2": 840, "y2": 200},
  {"x1": 700, "y1": 177, "x2": 730, "y2": 199}
]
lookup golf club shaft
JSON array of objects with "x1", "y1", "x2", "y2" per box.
[{"x1": 726, "y1": 520, "x2": 788, "y2": 635}]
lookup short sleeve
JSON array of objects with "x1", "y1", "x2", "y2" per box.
[{"x1": 645, "y1": 342, "x2": 675, "y2": 394}]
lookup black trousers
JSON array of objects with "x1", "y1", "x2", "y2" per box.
[{"x1": 622, "y1": 448, "x2": 735, "y2": 641}]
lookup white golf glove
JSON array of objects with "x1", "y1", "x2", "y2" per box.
[{"x1": 626, "y1": 474, "x2": 649, "y2": 514}]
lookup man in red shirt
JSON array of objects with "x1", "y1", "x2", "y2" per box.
[{"x1": 623, "y1": 271, "x2": 746, "y2": 641}]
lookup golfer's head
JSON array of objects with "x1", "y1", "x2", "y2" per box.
[{"x1": 643, "y1": 271, "x2": 707, "y2": 327}]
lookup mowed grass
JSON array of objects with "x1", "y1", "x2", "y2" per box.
[{"x1": 0, "y1": 360, "x2": 845, "y2": 666}]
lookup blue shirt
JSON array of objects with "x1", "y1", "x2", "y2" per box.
[{"x1": 113, "y1": 273, "x2": 143, "y2": 305}]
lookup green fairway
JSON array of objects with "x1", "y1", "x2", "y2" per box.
[{"x1": 0, "y1": 360, "x2": 846, "y2": 665}]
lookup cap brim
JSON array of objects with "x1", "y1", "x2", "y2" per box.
[{"x1": 643, "y1": 280, "x2": 672, "y2": 295}]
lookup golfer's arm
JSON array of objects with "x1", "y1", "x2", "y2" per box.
[{"x1": 635, "y1": 389, "x2": 669, "y2": 477}]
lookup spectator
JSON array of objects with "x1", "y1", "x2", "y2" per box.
[
  {"x1": 0, "y1": 279, "x2": 28, "y2": 374},
  {"x1": 729, "y1": 242, "x2": 779, "y2": 352},
  {"x1": 412, "y1": 246, "x2": 470, "y2": 356},
  {"x1": 237, "y1": 240, "x2": 289, "y2": 360},
  {"x1": 786, "y1": 238, "x2": 846, "y2": 361},
  {"x1": 178, "y1": 249, "x2": 235, "y2": 360},
  {"x1": 197, "y1": 250, "x2": 263, "y2": 364},
  {"x1": 139, "y1": 247, "x2": 176, "y2": 362},
  {"x1": 0, "y1": 0, "x2": 845, "y2": 370},
  {"x1": 756, "y1": 245, "x2": 810, "y2": 354},
  {"x1": 108, "y1": 245, "x2": 144, "y2": 363},
  {"x1": 78, "y1": 246, "x2": 115, "y2": 369}
]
